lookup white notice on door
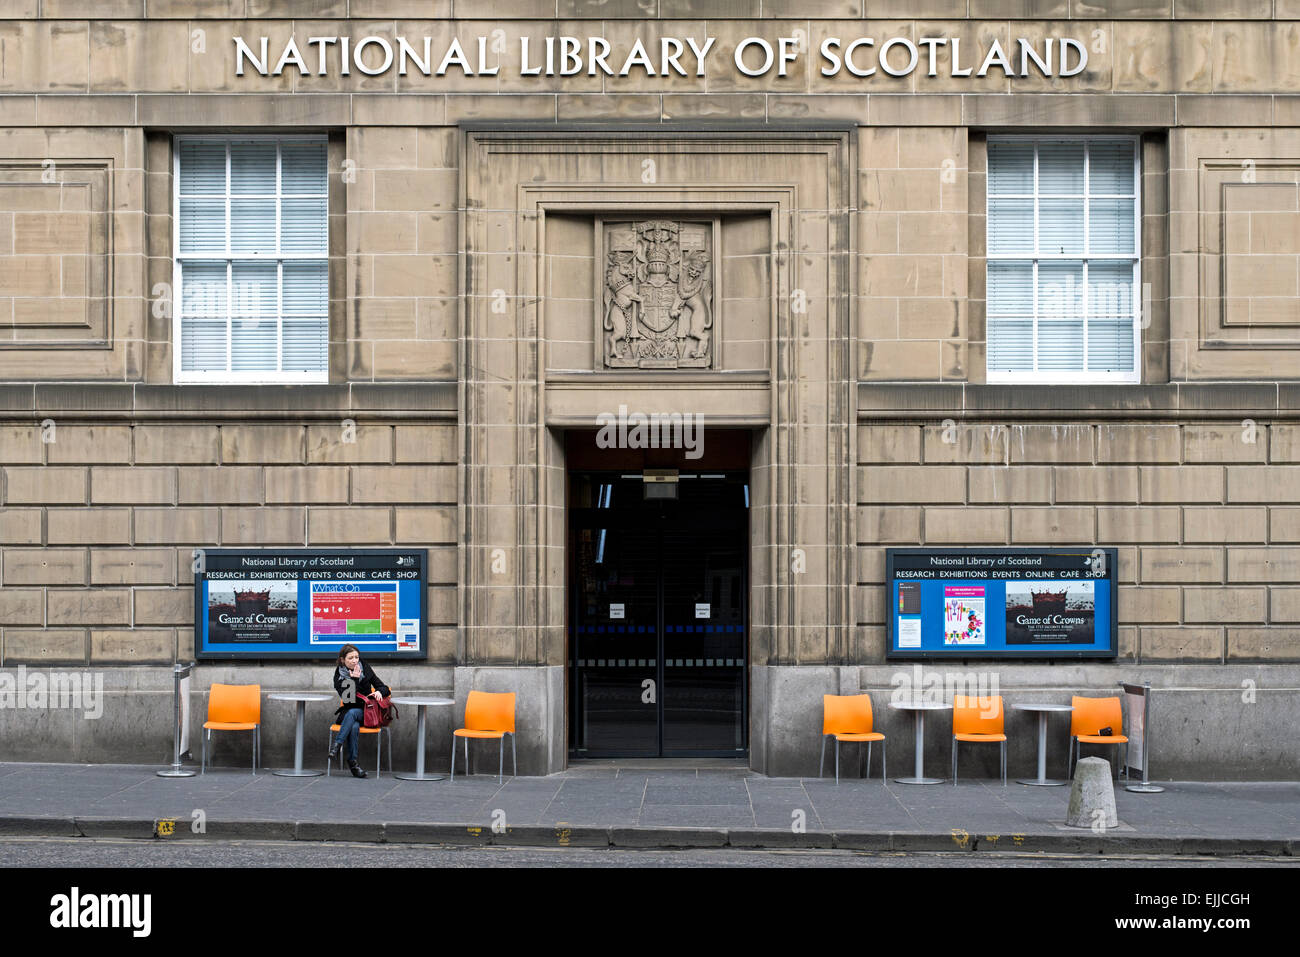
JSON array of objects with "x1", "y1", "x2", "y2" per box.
[
  {"x1": 695, "y1": 603, "x2": 710, "y2": 619},
  {"x1": 609, "y1": 604, "x2": 624, "y2": 620},
  {"x1": 898, "y1": 617, "x2": 922, "y2": 649}
]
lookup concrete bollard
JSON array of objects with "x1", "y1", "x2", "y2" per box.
[{"x1": 1066, "y1": 756, "x2": 1118, "y2": 829}]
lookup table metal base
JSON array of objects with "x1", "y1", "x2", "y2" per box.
[
  {"x1": 1017, "y1": 710, "x2": 1069, "y2": 788},
  {"x1": 392, "y1": 702, "x2": 452, "y2": 783},
  {"x1": 157, "y1": 769, "x2": 196, "y2": 778},
  {"x1": 894, "y1": 708, "x2": 947, "y2": 784},
  {"x1": 273, "y1": 768, "x2": 324, "y2": 777},
  {"x1": 1125, "y1": 784, "x2": 1165, "y2": 793}
]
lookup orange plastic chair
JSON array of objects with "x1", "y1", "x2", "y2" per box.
[
  {"x1": 326, "y1": 699, "x2": 393, "y2": 779},
  {"x1": 450, "y1": 690, "x2": 517, "y2": 783},
  {"x1": 201, "y1": 683, "x2": 261, "y2": 775},
  {"x1": 820, "y1": 694, "x2": 886, "y2": 784},
  {"x1": 951, "y1": 694, "x2": 1008, "y2": 786},
  {"x1": 1069, "y1": 695, "x2": 1128, "y2": 781}
]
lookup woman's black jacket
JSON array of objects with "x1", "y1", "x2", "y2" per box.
[{"x1": 332, "y1": 660, "x2": 391, "y2": 721}]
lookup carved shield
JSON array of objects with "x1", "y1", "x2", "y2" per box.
[{"x1": 639, "y1": 281, "x2": 678, "y2": 334}]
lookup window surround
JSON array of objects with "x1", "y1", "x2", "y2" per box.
[
  {"x1": 172, "y1": 133, "x2": 330, "y2": 385},
  {"x1": 985, "y1": 134, "x2": 1142, "y2": 386}
]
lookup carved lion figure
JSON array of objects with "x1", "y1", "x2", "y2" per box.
[{"x1": 603, "y1": 251, "x2": 641, "y2": 360}]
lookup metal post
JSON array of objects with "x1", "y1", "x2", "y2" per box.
[
  {"x1": 914, "y1": 711, "x2": 924, "y2": 779},
  {"x1": 157, "y1": 662, "x2": 196, "y2": 778},
  {"x1": 415, "y1": 706, "x2": 427, "y2": 777},
  {"x1": 292, "y1": 702, "x2": 305, "y2": 772},
  {"x1": 1036, "y1": 711, "x2": 1047, "y2": 780}
]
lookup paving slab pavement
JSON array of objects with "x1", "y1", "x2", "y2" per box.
[{"x1": 0, "y1": 762, "x2": 1296, "y2": 856}]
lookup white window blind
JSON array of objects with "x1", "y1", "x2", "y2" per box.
[
  {"x1": 986, "y1": 137, "x2": 1140, "y2": 384},
  {"x1": 174, "y1": 136, "x2": 329, "y2": 383}
]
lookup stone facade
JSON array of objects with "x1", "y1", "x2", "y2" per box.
[{"x1": 1, "y1": 4, "x2": 1299, "y2": 777}]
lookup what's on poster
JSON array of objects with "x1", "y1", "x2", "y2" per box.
[{"x1": 887, "y1": 548, "x2": 1116, "y2": 659}]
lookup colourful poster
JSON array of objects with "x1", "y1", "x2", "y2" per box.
[
  {"x1": 943, "y1": 586, "x2": 986, "y2": 646},
  {"x1": 1005, "y1": 581, "x2": 1095, "y2": 644},
  {"x1": 207, "y1": 579, "x2": 298, "y2": 644}
]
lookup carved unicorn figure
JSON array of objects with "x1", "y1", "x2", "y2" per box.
[{"x1": 671, "y1": 249, "x2": 713, "y2": 360}]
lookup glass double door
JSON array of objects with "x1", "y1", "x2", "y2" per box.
[{"x1": 569, "y1": 473, "x2": 747, "y2": 757}]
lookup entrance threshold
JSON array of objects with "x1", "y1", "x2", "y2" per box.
[{"x1": 568, "y1": 757, "x2": 750, "y2": 771}]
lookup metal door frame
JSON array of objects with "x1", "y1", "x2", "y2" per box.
[{"x1": 567, "y1": 471, "x2": 749, "y2": 759}]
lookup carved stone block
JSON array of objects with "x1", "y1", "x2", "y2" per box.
[
  {"x1": 601, "y1": 218, "x2": 715, "y2": 370},
  {"x1": 0, "y1": 160, "x2": 112, "y2": 349}
]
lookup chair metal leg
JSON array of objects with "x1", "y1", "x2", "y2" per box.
[
  {"x1": 449, "y1": 735, "x2": 456, "y2": 782},
  {"x1": 201, "y1": 729, "x2": 207, "y2": 774},
  {"x1": 867, "y1": 742, "x2": 872, "y2": 781},
  {"x1": 952, "y1": 737, "x2": 957, "y2": 786},
  {"x1": 819, "y1": 736, "x2": 826, "y2": 778},
  {"x1": 834, "y1": 739, "x2": 840, "y2": 785},
  {"x1": 498, "y1": 738, "x2": 504, "y2": 785},
  {"x1": 464, "y1": 737, "x2": 469, "y2": 777},
  {"x1": 882, "y1": 739, "x2": 886, "y2": 782},
  {"x1": 511, "y1": 734, "x2": 517, "y2": 777},
  {"x1": 252, "y1": 727, "x2": 258, "y2": 775},
  {"x1": 375, "y1": 732, "x2": 382, "y2": 779},
  {"x1": 1001, "y1": 741, "x2": 1007, "y2": 786}
]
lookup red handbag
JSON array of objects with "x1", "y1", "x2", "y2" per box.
[
  {"x1": 360, "y1": 695, "x2": 383, "y2": 729},
  {"x1": 361, "y1": 694, "x2": 398, "y2": 728}
]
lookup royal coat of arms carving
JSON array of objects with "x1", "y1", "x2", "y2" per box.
[{"x1": 602, "y1": 220, "x2": 714, "y2": 369}]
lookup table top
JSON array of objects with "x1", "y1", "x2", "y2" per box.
[
  {"x1": 888, "y1": 700, "x2": 952, "y2": 711},
  {"x1": 267, "y1": 692, "x2": 335, "y2": 702},
  {"x1": 1013, "y1": 703, "x2": 1075, "y2": 712},
  {"x1": 389, "y1": 695, "x2": 455, "y2": 707}
]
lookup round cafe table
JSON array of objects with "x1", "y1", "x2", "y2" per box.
[
  {"x1": 1014, "y1": 703, "x2": 1074, "y2": 786},
  {"x1": 888, "y1": 700, "x2": 953, "y2": 785},
  {"x1": 268, "y1": 692, "x2": 335, "y2": 777},
  {"x1": 390, "y1": 696, "x2": 455, "y2": 781}
]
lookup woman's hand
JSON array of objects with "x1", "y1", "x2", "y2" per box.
[{"x1": 370, "y1": 690, "x2": 384, "y2": 700}]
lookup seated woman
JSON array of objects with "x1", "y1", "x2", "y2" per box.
[{"x1": 329, "y1": 643, "x2": 391, "y2": 778}]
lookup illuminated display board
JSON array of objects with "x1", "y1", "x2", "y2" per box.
[
  {"x1": 195, "y1": 549, "x2": 426, "y2": 660},
  {"x1": 886, "y1": 548, "x2": 1117, "y2": 660}
]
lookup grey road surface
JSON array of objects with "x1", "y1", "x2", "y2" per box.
[{"x1": 1, "y1": 837, "x2": 1295, "y2": 868}]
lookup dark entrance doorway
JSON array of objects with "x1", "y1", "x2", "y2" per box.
[{"x1": 566, "y1": 435, "x2": 749, "y2": 758}]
